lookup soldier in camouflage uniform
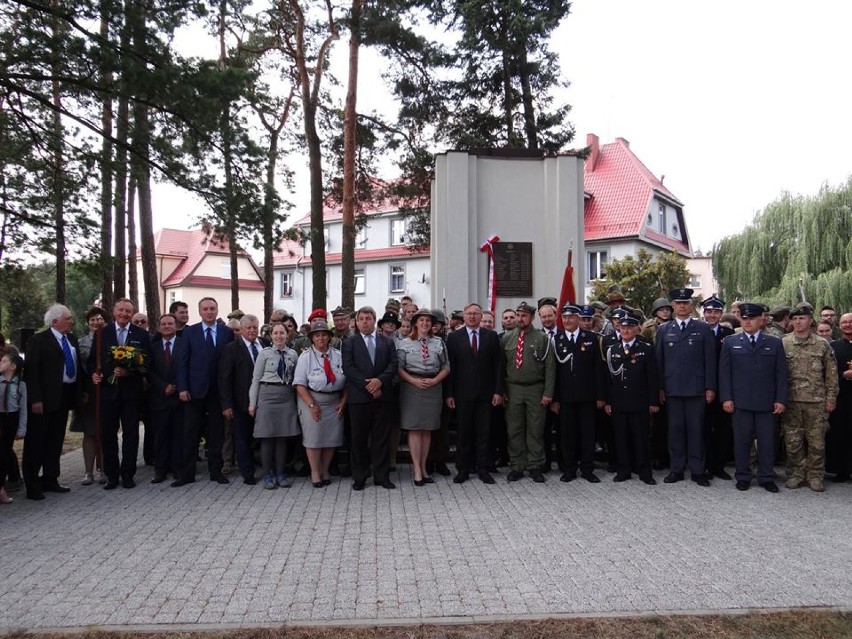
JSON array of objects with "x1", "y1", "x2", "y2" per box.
[
  {"x1": 764, "y1": 306, "x2": 790, "y2": 339},
  {"x1": 781, "y1": 303, "x2": 839, "y2": 492},
  {"x1": 501, "y1": 301, "x2": 556, "y2": 483},
  {"x1": 641, "y1": 297, "x2": 673, "y2": 345}
]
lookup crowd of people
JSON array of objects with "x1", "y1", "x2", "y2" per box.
[{"x1": 0, "y1": 285, "x2": 849, "y2": 505}]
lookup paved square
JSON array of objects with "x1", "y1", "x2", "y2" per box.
[{"x1": 1, "y1": 446, "x2": 851, "y2": 631}]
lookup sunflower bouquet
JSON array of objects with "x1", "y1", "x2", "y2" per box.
[{"x1": 108, "y1": 344, "x2": 147, "y2": 384}]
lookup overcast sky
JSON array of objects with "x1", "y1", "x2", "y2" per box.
[{"x1": 154, "y1": 0, "x2": 852, "y2": 255}]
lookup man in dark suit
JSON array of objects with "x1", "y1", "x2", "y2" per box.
[
  {"x1": 147, "y1": 314, "x2": 182, "y2": 483},
  {"x1": 655, "y1": 287, "x2": 717, "y2": 487},
  {"x1": 23, "y1": 303, "x2": 80, "y2": 500},
  {"x1": 90, "y1": 298, "x2": 151, "y2": 489},
  {"x1": 445, "y1": 302, "x2": 504, "y2": 485},
  {"x1": 173, "y1": 296, "x2": 235, "y2": 486},
  {"x1": 342, "y1": 306, "x2": 398, "y2": 490},
  {"x1": 604, "y1": 313, "x2": 660, "y2": 484},
  {"x1": 551, "y1": 304, "x2": 606, "y2": 484},
  {"x1": 719, "y1": 303, "x2": 788, "y2": 492},
  {"x1": 701, "y1": 294, "x2": 736, "y2": 479},
  {"x1": 219, "y1": 313, "x2": 262, "y2": 485}
]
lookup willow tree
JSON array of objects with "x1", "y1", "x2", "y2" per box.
[{"x1": 713, "y1": 179, "x2": 852, "y2": 309}]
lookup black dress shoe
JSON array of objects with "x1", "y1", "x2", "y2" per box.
[
  {"x1": 422, "y1": 476, "x2": 435, "y2": 484},
  {"x1": 651, "y1": 460, "x2": 667, "y2": 471},
  {"x1": 122, "y1": 478, "x2": 136, "y2": 489},
  {"x1": 530, "y1": 470, "x2": 545, "y2": 483},
  {"x1": 581, "y1": 472, "x2": 601, "y2": 484},
  {"x1": 663, "y1": 472, "x2": 684, "y2": 484},
  {"x1": 413, "y1": 479, "x2": 425, "y2": 487},
  {"x1": 103, "y1": 480, "x2": 119, "y2": 490},
  {"x1": 712, "y1": 469, "x2": 733, "y2": 481},
  {"x1": 313, "y1": 481, "x2": 324, "y2": 488},
  {"x1": 435, "y1": 462, "x2": 451, "y2": 476},
  {"x1": 322, "y1": 478, "x2": 331, "y2": 486},
  {"x1": 380, "y1": 480, "x2": 396, "y2": 489},
  {"x1": 170, "y1": 479, "x2": 194, "y2": 488},
  {"x1": 210, "y1": 475, "x2": 229, "y2": 484},
  {"x1": 761, "y1": 481, "x2": 779, "y2": 493},
  {"x1": 26, "y1": 492, "x2": 46, "y2": 500},
  {"x1": 352, "y1": 481, "x2": 366, "y2": 491},
  {"x1": 735, "y1": 480, "x2": 750, "y2": 491},
  {"x1": 42, "y1": 483, "x2": 71, "y2": 493},
  {"x1": 640, "y1": 476, "x2": 657, "y2": 485},
  {"x1": 507, "y1": 470, "x2": 524, "y2": 482},
  {"x1": 151, "y1": 475, "x2": 166, "y2": 484},
  {"x1": 613, "y1": 473, "x2": 631, "y2": 482},
  {"x1": 693, "y1": 476, "x2": 710, "y2": 487},
  {"x1": 478, "y1": 472, "x2": 496, "y2": 484},
  {"x1": 242, "y1": 476, "x2": 257, "y2": 485},
  {"x1": 454, "y1": 472, "x2": 469, "y2": 484},
  {"x1": 560, "y1": 472, "x2": 576, "y2": 483}
]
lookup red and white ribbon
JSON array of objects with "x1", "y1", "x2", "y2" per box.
[{"x1": 479, "y1": 234, "x2": 500, "y2": 315}]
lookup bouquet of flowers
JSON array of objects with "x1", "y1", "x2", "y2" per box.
[{"x1": 108, "y1": 345, "x2": 147, "y2": 384}]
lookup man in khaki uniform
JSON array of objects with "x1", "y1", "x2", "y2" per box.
[
  {"x1": 501, "y1": 302, "x2": 555, "y2": 483},
  {"x1": 781, "y1": 303, "x2": 839, "y2": 492}
]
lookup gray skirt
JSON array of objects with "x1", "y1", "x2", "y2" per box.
[
  {"x1": 400, "y1": 380, "x2": 443, "y2": 431},
  {"x1": 297, "y1": 390, "x2": 344, "y2": 448},
  {"x1": 254, "y1": 383, "x2": 300, "y2": 438}
]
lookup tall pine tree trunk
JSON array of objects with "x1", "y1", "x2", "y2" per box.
[
  {"x1": 219, "y1": 0, "x2": 239, "y2": 312},
  {"x1": 518, "y1": 48, "x2": 538, "y2": 150},
  {"x1": 127, "y1": 177, "x2": 138, "y2": 308},
  {"x1": 113, "y1": 0, "x2": 132, "y2": 299},
  {"x1": 51, "y1": 0, "x2": 66, "y2": 303},
  {"x1": 99, "y1": 1, "x2": 114, "y2": 310}
]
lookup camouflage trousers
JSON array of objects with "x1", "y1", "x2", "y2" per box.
[{"x1": 781, "y1": 401, "x2": 828, "y2": 482}]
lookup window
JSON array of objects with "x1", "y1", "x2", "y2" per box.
[
  {"x1": 356, "y1": 227, "x2": 367, "y2": 248},
  {"x1": 168, "y1": 291, "x2": 177, "y2": 305},
  {"x1": 220, "y1": 259, "x2": 230, "y2": 279},
  {"x1": 688, "y1": 274, "x2": 701, "y2": 288},
  {"x1": 355, "y1": 268, "x2": 366, "y2": 295},
  {"x1": 588, "y1": 251, "x2": 608, "y2": 281},
  {"x1": 323, "y1": 228, "x2": 331, "y2": 250},
  {"x1": 390, "y1": 264, "x2": 405, "y2": 293},
  {"x1": 391, "y1": 219, "x2": 406, "y2": 246},
  {"x1": 658, "y1": 203, "x2": 666, "y2": 233},
  {"x1": 646, "y1": 213, "x2": 653, "y2": 226},
  {"x1": 279, "y1": 272, "x2": 293, "y2": 298}
]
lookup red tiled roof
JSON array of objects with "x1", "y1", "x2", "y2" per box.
[
  {"x1": 583, "y1": 138, "x2": 685, "y2": 248},
  {"x1": 149, "y1": 228, "x2": 262, "y2": 287},
  {"x1": 275, "y1": 245, "x2": 429, "y2": 268}
]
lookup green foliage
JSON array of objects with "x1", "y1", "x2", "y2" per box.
[
  {"x1": 0, "y1": 264, "x2": 50, "y2": 346},
  {"x1": 713, "y1": 178, "x2": 852, "y2": 309},
  {"x1": 588, "y1": 249, "x2": 690, "y2": 315}
]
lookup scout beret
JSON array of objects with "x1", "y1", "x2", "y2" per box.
[{"x1": 789, "y1": 303, "x2": 813, "y2": 317}]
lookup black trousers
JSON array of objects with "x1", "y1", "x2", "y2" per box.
[
  {"x1": 543, "y1": 406, "x2": 562, "y2": 470},
  {"x1": 232, "y1": 409, "x2": 256, "y2": 480},
  {"x1": 151, "y1": 404, "x2": 183, "y2": 477},
  {"x1": 180, "y1": 394, "x2": 224, "y2": 480},
  {"x1": 348, "y1": 401, "x2": 390, "y2": 484},
  {"x1": 455, "y1": 399, "x2": 492, "y2": 473},
  {"x1": 101, "y1": 397, "x2": 141, "y2": 482},
  {"x1": 23, "y1": 383, "x2": 74, "y2": 492},
  {"x1": 612, "y1": 409, "x2": 652, "y2": 479},
  {"x1": 705, "y1": 400, "x2": 732, "y2": 472},
  {"x1": 490, "y1": 405, "x2": 509, "y2": 466},
  {"x1": 559, "y1": 401, "x2": 597, "y2": 475},
  {"x1": 0, "y1": 412, "x2": 18, "y2": 488}
]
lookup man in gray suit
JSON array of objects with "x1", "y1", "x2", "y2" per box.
[
  {"x1": 655, "y1": 288, "x2": 717, "y2": 486},
  {"x1": 719, "y1": 303, "x2": 788, "y2": 492}
]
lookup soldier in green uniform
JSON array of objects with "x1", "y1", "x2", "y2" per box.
[
  {"x1": 501, "y1": 301, "x2": 555, "y2": 482},
  {"x1": 781, "y1": 303, "x2": 839, "y2": 492},
  {"x1": 641, "y1": 297, "x2": 673, "y2": 345},
  {"x1": 764, "y1": 306, "x2": 790, "y2": 338}
]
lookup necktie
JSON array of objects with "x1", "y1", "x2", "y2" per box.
[
  {"x1": 61, "y1": 335, "x2": 75, "y2": 378},
  {"x1": 117, "y1": 327, "x2": 127, "y2": 346},
  {"x1": 421, "y1": 338, "x2": 429, "y2": 362},
  {"x1": 680, "y1": 321, "x2": 687, "y2": 332},
  {"x1": 471, "y1": 330, "x2": 478, "y2": 356},
  {"x1": 164, "y1": 340, "x2": 172, "y2": 366},
  {"x1": 206, "y1": 326, "x2": 214, "y2": 350},
  {"x1": 365, "y1": 334, "x2": 375, "y2": 365},
  {"x1": 277, "y1": 350, "x2": 286, "y2": 379},
  {"x1": 250, "y1": 341, "x2": 259, "y2": 362},
  {"x1": 323, "y1": 353, "x2": 336, "y2": 384},
  {"x1": 750, "y1": 335, "x2": 756, "y2": 348},
  {"x1": 548, "y1": 330, "x2": 554, "y2": 341},
  {"x1": 624, "y1": 343, "x2": 630, "y2": 356},
  {"x1": 515, "y1": 330, "x2": 525, "y2": 369},
  {"x1": 569, "y1": 333, "x2": 575, "y2": 345}
]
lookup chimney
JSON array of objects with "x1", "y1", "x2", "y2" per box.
[
  {"x1": 616, "y1": 136, "x2": 630, "y2": 148},
  {"x1": 586, "y1": 133, "x2": 600, "y2": 171}
]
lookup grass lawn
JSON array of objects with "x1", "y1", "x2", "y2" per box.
[{"x1": 3, "y1": 611, "x2": 852, "y2": 639}]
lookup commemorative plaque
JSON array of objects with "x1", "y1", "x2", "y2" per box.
[{"x1": 493, "y1": 242, "x2": 533, "y2": 297}]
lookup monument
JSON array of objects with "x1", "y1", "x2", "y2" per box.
[{"x1": 431, "y1": 149, "x2": 586, "y2": 315}]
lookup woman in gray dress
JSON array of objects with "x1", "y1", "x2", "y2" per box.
[
  {"x1": 293, "y1": 319, "x2": 347, "y2": 488},
  {"x1": 397, "y1": 308, "x2": 450, "y2": 486},
  {"x1": 248, "y1": 323, "x2": 300, "y2": 490}
]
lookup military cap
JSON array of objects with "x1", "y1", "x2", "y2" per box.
[
  {"x1": 651, "y1": 297, "x2": 674, "y2": 314},
  {"x1": 450, "y1": 309, "x2": 464, "y2": 321},
  {"x1": 769, "y1": 305, "x2": 791, "y2": 319},
  {"x1": 411, "y1": 308, "x2": 438, "y2": 324},
  {"x1": 560, "y1": 303, "x2": 581, "y2": 316},
  {"x1": 590, "y1": 301, "x2": 607, "y2": 312},
  {"x1": 378, "y1": 310, "x2": 401, "y2": 328},
  {"x1": 701, "y1": 294, "x2": 725, "y2": 310},
  {"x1": 620, "y1": 313, "x2": 641, "y2": 327},
  {"x1": 537, "y1": 296, "x2": 557, "y2": 310},
  {"x1": 227, "y1": 309, "x2": 245, "y2": 320},
  {"x1": 331, "y1": 305, "x2": 350, "y2": 317},
  {"x1": 307, "y1": 318, "x2": 334, "y2": 336},
  {"x1": 738, "y1": 303, "x2": 765, "y2": 319},
  {"x1": 307, "y1": 308, "x2": 328, "y2": 322},
  {"x1": 669, "y1": 287, "x2": 695, "y2": 302},
  {"x1": 578, "y1": 305, "x2": 595, "y2": 318},
  {"x1": 789, "y1": 303, "x2": 814, "y2": 317},
  {"x1": 606, "y1": 288, "x2": 626, "y2": 303},
  {"x1": 610, "y1": 308, "x2": 629, "y2": 321},
  {"x1": 515, "y1": 301, "x2": 537, "y2": 316},
  {"x1": 385, "y1": 298, "x2": 401, "y2": 312},
  {"x1": 431, "y1": 309, "x2": 447, "y2": 325}
]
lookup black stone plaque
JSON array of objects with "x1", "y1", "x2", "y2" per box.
[{"x1": 493, "y1": 242, "x2": 533, "y2": 297}]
